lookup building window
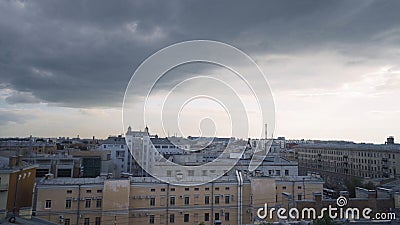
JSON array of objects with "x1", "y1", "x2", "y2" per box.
[
  {"x1": 170, "y1": 214, "x2": 175, "y2": 223},
  {"x1": 215, "y1": 213, "x2": 220, "y2": 220},
  {"x1": 96, "y1": 199, "x2": 102, "y2": 208},
  {"x1": 161, "y1": 188, "x2": 166, "y2": 192},
  {"x1": 95, "y1": 217, "x2": 101, "y2": 225},
  {"x1": 184, "y1": 214, "x2": 189, "y2": 222},
  {"x1": 215, "y1": 195, "x2": 220, "y2": 204},
  {"x1": 84, "y1": 218, "x2": 89, "y2": 225},
  {"x1": 298, "y1": 186, "x2": 302, "y2": 189},
  {"x1": 170, "y1": 188, "x2": 175, "y2": 192},
  {"x1": 285, "y1": 170, "x2": 289, "y2": 176},
  {"x1": 85, "y1": 199, "x2": 91, "y2": 208},
  {"x1": 149, "y1": 215, "x2": 155, "y2": 224},
  {"x1": 64, "y1": 218, "x2": 70, "y2": 225},
  {"x1": 97, "y1": 189, "x2": 102, "y2": 193},
  {"x1": 194, "y1": 187, "x2": 199, "y2": 191},
  {"x1": 298, "y1": 194, "x2": 302, "y2": 200},
  {"x1": 225, "y1": 212, "x2": 230, "y2": 221},
  {"x1": 282, "y1": 186, "x2": 286, "y2": 190},
  {"x1": 205, "y1": 195, "x2": 210, "y2": 204},
  {"x1": 185, "y1": 187, "x2": 189, "y2": 191},
  {"x1": 65, "y1": 199, "x2": 71, "y2": 209},
  {"x1": 45, "y1": 200, "x2": 51, "y2": 209},
  {"x1": 86, "y1": 190, "x2": 91, "y2": 193},
  {"x1": 215, "y1": 187, "x2": 220, "y2": 191},
  {"x1": 276, "y1": 170, "x2": 281, "y2": 176},
  {"x1": 204, "y1": 213, "x2": 209, "y2": 221},
  {"x1": 184, "y1": 196, "x2": 190, "y2": 205},
  {"x1": 66, "y1": 190, "x2": 72, "y2": 194},
  {"x1": 205, "y1": 187, "x2": 209, "y2": 191},
  {"x1": 150, "y1": 197, "x2": 155, "y2": 206},
  {"x1": 150, "y1": 188, "x2": 155, "y2": 192},
  {"x1": 170, "y1": 196, "x2": 175, "y2": 205},
  {"x1": 225, "y1": 195, "x2": 230, "y2": 204}
]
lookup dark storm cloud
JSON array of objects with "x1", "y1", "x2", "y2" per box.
[{"x1": 0, "y1": 0, "x2": 399, "y2": 108}]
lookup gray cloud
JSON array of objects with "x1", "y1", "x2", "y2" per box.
[
  {"x1": 0, "y1": 0, "x2": 400, "y2": 109},
  {"x1": 5, "y1": 91, "x2": 41, "y2": 104},
  {"x1": 0, "y1": 109, "x2": 33, "y2": 125}
]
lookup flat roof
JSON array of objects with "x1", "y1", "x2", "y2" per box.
[{"x1": 293, "y1": 143, "x2": 400, "y2": 151}]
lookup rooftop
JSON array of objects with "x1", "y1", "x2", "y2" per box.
[
  {"x1": 101, "y1": 136, "x2": 126, "y2": 145},
  {"x1": 293, "y1": 142, "x2": 400, "y2": 151},
  {"x1": 40, "y1": 177, "x2": 105, "y2": 185},
  {"x1": 380, "y1": 179, "x2": 400, "y2": 192}
]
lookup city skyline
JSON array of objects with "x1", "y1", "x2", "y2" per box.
[{"x1": 1, "y1": 1, "x2": 400, "y2": 143}]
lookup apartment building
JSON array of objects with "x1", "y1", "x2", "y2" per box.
[
  {"x1": 22, "y1": 154, "x2": 80, "y2": 178},
  {"x1": 68, "y1": 149, "x2": 112, "y2": 178},
  {"x1": 34, "y1": 174, "x2": 323, "y2": 225},
  {"x1": 0, "y1": 138, "x2": 57, "y2": 155},
  {"x1": 291, "y1": 137, "x2": 400, "y2": 185},
  {"x1": 0, "y1": 156, "x2": 37, "y2": 220},
  {"x1": 151, "y1": 137, "x2": 185, "y2": 156},
  {"x1": 100, "y1": 135, "x2": 132, "y2": 176}
]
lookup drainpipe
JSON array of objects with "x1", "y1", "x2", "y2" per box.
[
  {"x1": 10, "y1": 169, "x2": 23, "y2": 223},
  {"x1": 211, "y1": 182, "x2": 214, "y2": 222},
  {"x1": 76, "y1": 184, "x2": 81, "y2": 225},
  {"x1": 166, "y1": 183, "x2": 169, "y2": 225},
  {"x1": 236, "y1": 170, "x2": 243, "y2": 225}
]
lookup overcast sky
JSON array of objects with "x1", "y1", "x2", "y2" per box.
[{"x1": 0, "y1": 0, "x2": 400, "y2": 143}]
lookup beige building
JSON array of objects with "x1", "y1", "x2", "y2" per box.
[
  {"x1": 0, "y1": 138, "x2": 57, "y2": 155},
  {"x1": 0, "y1": 156, "x2": 37, "y2": 220},
  {"x1": 34, "y1": 174, "x2": 323, "y2": 225},
  {"x1": 291, "y1": 139, "x2": 400, "y2": 185}
]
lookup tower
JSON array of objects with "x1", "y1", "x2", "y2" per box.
[
  {"x1": 264, "y1": 123, "x2": 268, "y2": 139},
  {"x1": 127, "y1": 126, "x2": 132, "y2": 133}
]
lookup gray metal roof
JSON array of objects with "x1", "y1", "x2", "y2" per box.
[{"x1": 40, "y1": 177, "x2": 104, "y2": 185}]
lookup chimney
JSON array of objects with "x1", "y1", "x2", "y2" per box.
[
  {"x1": 9, "y1": 156, "x2": 18, "y2": 168},
  {"x1": 17, "y1": 155, "x2": 23, "y2": 166},
  {"x1": 313, "y1": 192, "x2": 322, "y2": 203}
]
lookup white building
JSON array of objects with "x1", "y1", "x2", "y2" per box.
[
  {"x1": 151, "y1": 137, "x2": 185, "y2": 156},
  {"x1": 100, "y1": 135, "x2": 131, "y2": 176},
  {"x1": 125, "y1": 126, "x2": 160, "y2": 176}
]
